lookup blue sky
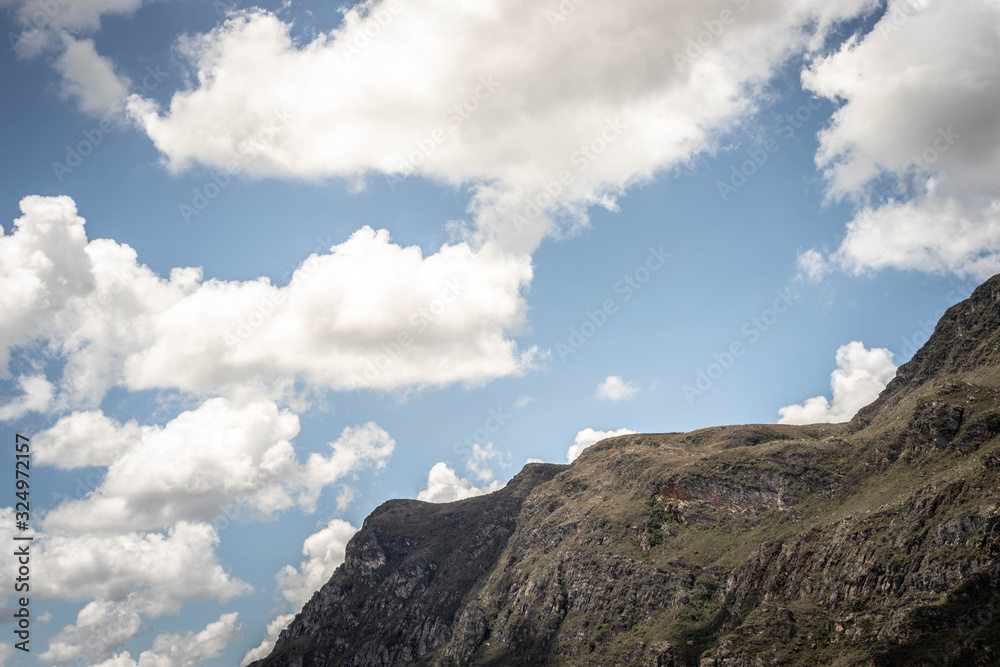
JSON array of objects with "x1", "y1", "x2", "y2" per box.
[{"x1": 1, "y1": 0, "x2": 998, "y2": 664}]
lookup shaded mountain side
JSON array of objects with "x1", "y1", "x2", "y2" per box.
[
  {"x1": 255, "y1": 463, "x2": 567, "y2": 667},
  {"x1": 254, "y1": 274, "x2": 1000, "y2": 667}
]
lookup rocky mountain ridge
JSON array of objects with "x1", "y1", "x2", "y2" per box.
[{"x1": 253, "y1": 275, "x2": 1000, "y2": 666}]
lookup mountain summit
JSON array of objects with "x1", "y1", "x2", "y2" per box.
[{"x1": 253, "y1": 276, "x2": 1000, "y2": 667}]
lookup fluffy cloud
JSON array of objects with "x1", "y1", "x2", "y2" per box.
[
  {"x1": 802, "y1": 0, "x2": 1000, "y2": 278},
  {"x1": 0, "y1": 196, "x2": 535, "y2": 403},
  {"x1": 417, "y1": 443, "x2": 506, "y2": 503},
  {"x1": 128, "y1": 1, "x2": 876, "y2": 253},
  {"x1": 36, "y1": 522, "x2": 249, "y2": 663},
  {"x1": 0, "y1": 643, "x2": 12, "y2": 664},
  {"x1": 31, "y1": 400, "x2": 389, "y2": 660},
  {"x1": 0, "y1": 373, "x2": 53, "y2": 421},
  {"x1": 34, "y1": 409, "x2": 143, "y2": 468},
  {"x1": 778, "y1": 341, "x2": 896, "y2": 424},
  {"x1": 240, "y1": 614, "x2": 295, "y2": 667},
  {"x1": 594, "y1": 375, "x2": 639, "y2": 402},
  {"x1": 54, "y1": 35, "x2": 130, "y2": 117},
  {"x1": 34, "y1": 522, "x2": 250, "y2": 607},
  {"x1": 566, "y1": 427, "x2": 636, "y2": 463},
  {"x1": 275, "y1": 519, "x2": 358, "y2": 608},
  {"x1": 3, "y1": 0, "x2": 143, "y2": 120},
  {"x1": 0, "y1": 0, "x2": 143, "y2": 57},
  {"x1": 91, "y1": 612, "x2": 240, "y2": 667},
  {"x1": 796, "y1": 248, "x2": 830, "y2": 283},
  {"x1": 39, "y1": 399, "x2": 393, "y2": 533}
]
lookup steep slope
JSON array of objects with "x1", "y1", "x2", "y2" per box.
[
  {"x1": 254, "y1": 275, "x2": 1000, "y2": 667},
  {"x1": 256, "y1": 463, "x2": 567, "y2": 666}
]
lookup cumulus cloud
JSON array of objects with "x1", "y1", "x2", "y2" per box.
[
  {"x1": 796, "y1": 248, "x2": 830, "y2": 283},
  {"x1": 566, "y1": 427, "x2": 636, "y2": 463},
  {"x1": 594, "y1": 375, "x2": 639, "y2": 402},
  {"x1": 31, "y1": 400, "x2": 388, "y2": 660},
  {"x1": 0, "y1": 196, "x2": 535, "y2": 404},
  {"x1": 3, "y1": 0, "x2": 145, "y2": 120},
  {"x1": 240, "y1": 614, "x2": 295, "y2": 667},
  {"x1": 4, "y1": 0, "x2": 145, "y2": 50},
  {"x1": 417, "y1": 443, "x2": 506, "y2": 503},
  {"x1": 39, "y1": 399, "x2": 393, "y2": 533},
  {"x1": 54, "y1": 35, "x2": 130, "y2": 117},
  {"x1": 127, "y1": 1, "x2": 876, "y2": 253},
  {"x1": 778, "y1": 341, "x2": 896, "y2": 424},
  {"x1": 34, "y1": 409, "x2": 143, "y2": 468},
  {"x1": 91, "y1": 612, "x2": 240, "y2": 667},
  {"x1": 0, "y1": 373, "x2": 53, "y2": 421},
  {"x1": 802, "y1": 0, "x2": 1000, "y2": 279},
  {"x1": 275, "y1": 519, "x2": 358, "y2": 608},
  {"x1": 36, "y1": 522, "x2": 249, "y2": 663}
]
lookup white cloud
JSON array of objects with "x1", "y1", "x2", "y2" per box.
[
  {"x1": 128, "y1": 1, "x2": 876, "y2": 253},
  {"x1": 796, "y1": 248, "x2": 830, "y2": 283},
  {"x1": 0, "y1": 373, "x2": 53, "y2": 421},
  {"x1": 832, "y1": 198, "x2": 1000, "y2": 279},
  {"x1": 34, "y1": 410, "x2": 143, "y2": 468},
  {"x1": 802, "y1": 0, "x2": 1000, "y2": 279},
  {"x1": 0, "y1": 643, "x2": 12, "y2": 664},
  {"x1": 0, "y1": 196, "x2": 535, "y2": 407},
  {"x1": 275, "y1": 519, "x2": 357, "y2": 608},
  {"x1": 416, "y1": 462, "x2": 502, "y2": 503},
  {"x1": 298, "y1": 422, "x2": 396, "y2": 513},
  {"x1": 91, "y1": 612, "x2": 240, "y2": 667},
  {"x1": 36, "y1": 522, "x2": 250, "y2": 663},
  {"x1": 778, "y1": 341, "x2": 896, "y2": 424},
  {"x1": 54, "y1": 35, "x2": 130, "y2": 117},
  {"x1": 5, "y1": 0, "x2": 146, "y2": 57},
  {"x1": 566, "y1": 427, "x2": 636, "y2": 463},
  {"x1": 594, "y1": 375, "x2": 639, "y2": 402},
  {"x1": 39, "y1": 399, "x2": 393, "y2": 533},
  {"x1": 416, "y1": 443, "x2": 507, "y2": 503},
  {"x1": 40, "y1": 599, "x2": 143, "y2": 664},
  {"x1": 30, "y1": 400, "x2": 388, "y2": 661},
  {"x1": 525, "y1": 457, "x2": 545, "y2": 464},
  {"x1": 240, "y1": 614, "x2": 295, "y2": 667},
  {"x1": 34, "y1": 522, "x2": 251, "y2": 606}
]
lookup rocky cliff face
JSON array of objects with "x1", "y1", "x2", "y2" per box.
[{"x1": 253, "y1": 276, "x2": 1000, "y2": 667}]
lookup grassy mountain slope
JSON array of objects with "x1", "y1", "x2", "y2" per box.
[{"x1": 254, "y1": 276, "x2": 1000, "y2": 667}]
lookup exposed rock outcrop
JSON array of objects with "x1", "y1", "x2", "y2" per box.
[{"x1": 253, "y1": 275, "x2": 1000, "y2": 667}]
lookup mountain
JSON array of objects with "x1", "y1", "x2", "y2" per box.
[{"x1": 252, "y1": 276, "x2": 1000, "y2": 667}]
